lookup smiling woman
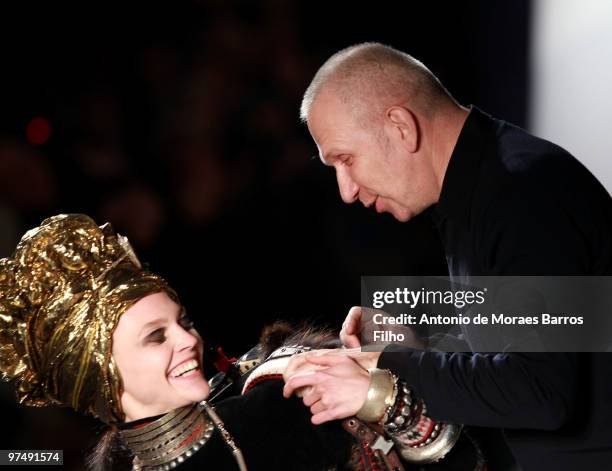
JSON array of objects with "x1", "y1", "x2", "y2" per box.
[
  {"x1": 111, "y1": 293, "x2": 210, "y2": 423},
  {"x1": 0, "y1": 214, "x2": 353, "y2": 471}
]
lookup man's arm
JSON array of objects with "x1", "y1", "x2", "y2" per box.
[{"x1": 378, "y1": 348, "x2": 579, "y2": 430}]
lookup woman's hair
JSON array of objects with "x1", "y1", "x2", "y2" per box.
[
  {"x1": 88, "y1": 424, "x2": 133, "y2": 471},
  {"x1": 87, "y1": 425, "x2": 117, "y2": 471}
]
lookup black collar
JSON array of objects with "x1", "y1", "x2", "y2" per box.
[
  {"x1": 433, "y1": 106, "x2": 496, "y2": 227},
  {"x1": 119, "y1": 412, "x2": 165, "y2": 430}
]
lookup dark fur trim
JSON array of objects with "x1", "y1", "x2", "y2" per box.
[{"x1": 259, "y1": 321, "x2": 341, "y2": 358}]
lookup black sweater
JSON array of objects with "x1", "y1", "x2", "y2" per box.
[{"x1": 379, "y1": 107, "x2": 612, "y2": 470}]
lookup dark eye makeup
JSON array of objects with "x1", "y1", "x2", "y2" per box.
[
  {"x1": 147, "y1": 328, "x2": 166, "y2": 343},
  {"x1": 145, "y1": 315, "x2": 194, "y2": 344},
  {"x1": 179, "y1": 315, "x2": 195, "y2": 330}
]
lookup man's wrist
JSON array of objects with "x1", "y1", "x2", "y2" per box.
[{"x1": 355, "y1": 368, "x2": 397, "y2": 423}]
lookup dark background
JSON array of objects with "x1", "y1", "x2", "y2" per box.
[{"x1": 0, "y1": 1, "x2": 529, "y2": 467}]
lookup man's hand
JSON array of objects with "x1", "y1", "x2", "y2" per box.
[
  {"x1": 340, "y1": 306, "x2": 362, "y2": 348},
  {"x1": 341, "y1": 305, "x2": 427, "y2": 350},
  {"x1": 283, "y1": 354, "x2": 370, "y2": 424},
  {"x1": 284, "y1": 348, "x2": 382, "y2": 381}
]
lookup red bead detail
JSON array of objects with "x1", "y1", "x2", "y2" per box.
[
  {"x1": 408, "y1": 419, "x2": 435, "y2": 447},
  {"x1": 212, "y1": 346, "x2": 236, "y2": 373},
  {"x1": 177, "y1": 422, "x2": 204, "y2": 449}
]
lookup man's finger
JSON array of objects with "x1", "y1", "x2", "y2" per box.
[
  {"x1": 340, "y1": 306, "x2": 362, "y2": 348},
  {"x1": 342, "y1": 350, "x2": 382, "y2": 370},
  {"x1": 283, "y1": 354, "x2": 309, "y2": 381},
  {"x1": 311, "y1": 406, "x2": 347, "y2": 425},
  {"x1": 283, "y1": 371, "x2": 324, "y2": 398},
  {"x1": 305, "y1": 354, "x2": 350, "y2": 367},
  {"x1": 295, "y1": 385, "x2": 314, "y2": 398},
  {"x1": 285, "y1": 361, "x2": 326, "y2": 382},
  {"x1": 342, "y1": 334, "x2": 361, "y2": 349},
  {"x1": 310, "y1": 400, "x2": 327, "y2": 416},
  {"x1": 302, "y1": 389, "x2": 321, "y2": 406},
  {"x1": 345, "y1": 306, "x2": 362, "y2": 334}
]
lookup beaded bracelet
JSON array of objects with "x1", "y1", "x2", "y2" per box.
[
  {"x1": 383, "y1": 379, "x2": 418, "y2": 435},
  {"x1": 383, "y1": 381, "x2": 446, "y2": 450}
]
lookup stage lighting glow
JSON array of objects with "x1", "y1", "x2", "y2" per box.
[{"x1": 26, "y1": 116, "x2": 52, "y2": 145}]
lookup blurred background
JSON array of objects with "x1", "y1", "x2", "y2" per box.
[{"x1": 0, "y1": 1, "x2": 610, "y2": 468}]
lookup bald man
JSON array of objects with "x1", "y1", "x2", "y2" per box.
[
  {"x1": 284, "y1": 43, "x2": 612, "y2": 471},
  {"x1": 301, "y1": 43, "x2": 465, "y2": 222}
]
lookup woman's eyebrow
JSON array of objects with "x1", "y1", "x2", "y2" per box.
[
  {"x1": 139, "y1": 319, "x2": 167, "y2": 338},
  {"x1": 139, "y1": 307, "x2": 187, "y2": 337}
]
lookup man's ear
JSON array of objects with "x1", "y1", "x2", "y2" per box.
[{"x1": 385, "y1": 106, "x2": 419, "y2": 153}]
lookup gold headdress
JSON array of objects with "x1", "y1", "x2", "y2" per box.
[{"x1": 0, "y1": 214, "x2": 176, "y2": 424}]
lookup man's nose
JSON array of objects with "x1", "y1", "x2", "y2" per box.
[{"x1": 336, "y1": 167, "x2": 359, "y2": 203}]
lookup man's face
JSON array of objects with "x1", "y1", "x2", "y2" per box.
[{"x1": 308, "y1": 92, "x2": 433, "y2": 222}]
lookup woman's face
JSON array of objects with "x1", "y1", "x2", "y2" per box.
[{"x1": 112, "y1": 291, "x2": 210, "y2": 422}]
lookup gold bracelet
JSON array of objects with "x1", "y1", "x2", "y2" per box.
[{"x1": 356, "y1": 368, "x2": 397, "y2": 423}]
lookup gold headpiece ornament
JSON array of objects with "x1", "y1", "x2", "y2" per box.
[{"x1": 0, "y1": 214, "x2": 176, "y2": 424}]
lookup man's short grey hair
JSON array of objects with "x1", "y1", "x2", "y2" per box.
[{"x1": 300, "y1": 42, "x2": 453, "y2": 124}]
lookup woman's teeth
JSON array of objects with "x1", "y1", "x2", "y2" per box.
[{"x1": 170, "y1": 359, "x2": 199, "y2": 377}]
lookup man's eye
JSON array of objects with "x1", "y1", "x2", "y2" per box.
[
  {"x1": 179, "y1": 316, "x2": 195, "y2": 330},
  {"x1": 148, "y1": 329, "x2": 166, "y2": 343}
]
